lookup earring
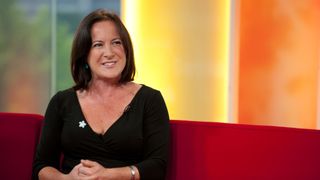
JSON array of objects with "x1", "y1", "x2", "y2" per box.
[{"x1": 85, "y1": 64, "x2": 89, "y2": 69}]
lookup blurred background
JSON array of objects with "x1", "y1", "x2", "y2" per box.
[{"x1": 0, "y1": 0, "x2": 319, "y2": 129}]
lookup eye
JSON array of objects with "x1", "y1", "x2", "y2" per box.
[
  {"x1": 112, "y1": 39, "x2": 122, "y2": 46},
  {"x1": 92, "y1": 42, "x2": 103, "y2": 48}
]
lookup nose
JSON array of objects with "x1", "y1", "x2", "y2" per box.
[{"x1": 103, "y1": 44, "x2": 114, "y2": 58}]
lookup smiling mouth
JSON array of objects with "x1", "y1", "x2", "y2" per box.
[{"x1": 102, "y1": 61, "x2": 116, "y2": 67}]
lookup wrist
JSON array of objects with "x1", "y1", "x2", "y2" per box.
[
  {"x1": 102, "y1": 168, "x2": 112, "y2": 179},
  {"x1": 129, "y1": 166, "x2": 136, "y2": 180},
  {"x1": 61, "y1": 173, "x2": 71, "y2": 180}
]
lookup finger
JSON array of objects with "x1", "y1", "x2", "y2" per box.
[
  {"x1": 74, "y1": 163, "x2": 83, "y2": 169},
  {"x1": 81, "y1": 159, "x2": 97, "y2": 167},
  {"x1": 67, "y1": 163, "x2": 83, "y2": 179},
  {"x1": 72, "y1": 163, "x2": 82, "y2": 174},
  {"x1": 79, "y1": 166, "x2": 93, "y2": 176}
]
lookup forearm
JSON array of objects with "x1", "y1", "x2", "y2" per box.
[
  {"x1": 78, "y1": 160, "x2": 140, "y2": 180},
  {"x1": 38, "y1": 167, "x2": 68, "y2": 180},
  {"x1": 95, "y1": 166, "x2": 140, "y2": 180}
]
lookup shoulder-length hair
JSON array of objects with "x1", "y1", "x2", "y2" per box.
[{"x1": 71, "y1": 9, "x2": 135, "y2": 90}]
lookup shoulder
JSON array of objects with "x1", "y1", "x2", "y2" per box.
[
  {"x1": 51, "y1": 88, "x2": 74, "y2": 98},
  {"x1": 139, "y1": 84, "x2": 161, "y2": 95},
  {"x1": 138, "y1": 85, "x2": 169, "y2": 121},
  {"x1": 136, "y1": 84, "x2": 163, "y2": 101},
  {"x1": 46, "y1": 88, "x2": 77, "y2": 115},
  {"x1": 49, "y1": 88, "x2": 76, "y2": 106},
  {"x1": 137, "y1": 84, "x2": 167, "y2": 106}
]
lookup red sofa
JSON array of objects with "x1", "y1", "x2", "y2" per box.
[
  {"x1": 167, "y1": 120, "x2": 320, "y2": 180},
  {"x1": 0, "y1": 112, "x2": 43, "y2": 180},
  {"x1": 1, "y1": 112, "x2": 320, "y2": 179}
]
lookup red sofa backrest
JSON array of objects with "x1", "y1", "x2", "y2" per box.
[
  {"x1": 0, "y1": 112, "x2": 43, "y2": 180},
  {"x1": 167, "y1": 120, "x2": 320, "y2": 180},
  {"x1": 2, "y1": 113, "x2": 320, "y2": 180}
]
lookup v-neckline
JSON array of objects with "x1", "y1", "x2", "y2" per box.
[{"x1": 73, "y1": 85, "x2": 144, "y2": 137}]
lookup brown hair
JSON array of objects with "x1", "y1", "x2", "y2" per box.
[{"x1": 71, "y1": 9, "x2": 135, "y2": 90}]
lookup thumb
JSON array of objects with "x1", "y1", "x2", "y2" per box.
[{"x1": 81, "y1": 159, "x2": 96, "y2": 167}]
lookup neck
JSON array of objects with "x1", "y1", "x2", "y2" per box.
[{"x1": 87, "y1": 79, "x2": 126, "y2": 98}]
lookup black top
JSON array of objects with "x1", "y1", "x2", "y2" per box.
[{"x1": 33, "y1": 85, "x2": 170, "y2": 180}]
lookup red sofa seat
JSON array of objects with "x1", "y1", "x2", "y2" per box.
[
  {"x1": 167, "y1": 120, "x2": 320, "y2": 180},
  {"x1": 0, "y1": 112, "x2": 43, "y2": 180}
]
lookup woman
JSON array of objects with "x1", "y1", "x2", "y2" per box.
[{"x1": 33, "y1": 9, "x2": 170, "y2": 180}]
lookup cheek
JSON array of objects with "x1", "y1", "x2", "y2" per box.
[
  {"x1": 116, "y1": 48, "x2": 125, "y2": 57},
  {"x1": 88, "y1": 50, "x2": 102, "y2": 62},
  {"x1": 115, "y1": 46, "x2": 126, "y2": 56}
]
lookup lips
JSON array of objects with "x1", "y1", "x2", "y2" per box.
[{"x1": 102, "y1": 61, "x2": 117, "y2": 67}]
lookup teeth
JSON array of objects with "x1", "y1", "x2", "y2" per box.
[{"x1": 102, "y1": 61, "x2": 116, "y2": 66}]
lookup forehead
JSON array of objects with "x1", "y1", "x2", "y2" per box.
[{"x1": 91, "y1": 20, "x2": 119, "y2": 39}]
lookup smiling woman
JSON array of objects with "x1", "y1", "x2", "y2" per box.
[
  {"x1": 32, "y1": 9, "x2": 170, "y2": 180},
  {"x1": 70, "y1": 9, "x2": 136, "y2": 91},
  {"x1": 88, "y1": 21, "x2": 127, "y2": 82}
]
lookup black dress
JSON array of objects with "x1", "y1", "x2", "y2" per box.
[{"x1": 33, "y1": 85, "x2": 170, "y2": 180}]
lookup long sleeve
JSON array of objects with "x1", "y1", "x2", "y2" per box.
[
  {"x1": 135, "y1": 90, "x2": 170, "y2": 180},
  {"x1": 32, "y1": 92, "x2": 63, "y2": 179}
]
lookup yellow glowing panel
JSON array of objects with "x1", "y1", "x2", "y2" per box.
[
  {"x1": 238, "y1": 0, "x2": 320, "y2": 129},
  {"x1": 122, "y1": 0, "x2": 231, "y2": 122}
]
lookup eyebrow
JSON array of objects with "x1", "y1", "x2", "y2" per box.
[
  {"x1": 92, "y1": 37, "x2": 121, "y2": 42},
  {"x1": 112, "y1": 38, "x2": 121, "y2": 41},
  {"x1": 92, "y1": 40, "x2": 103, "y2": 43}
]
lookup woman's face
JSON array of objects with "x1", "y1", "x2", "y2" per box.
[{"x1": 87, "y1": 20, "x2": 126, "y2": 83}]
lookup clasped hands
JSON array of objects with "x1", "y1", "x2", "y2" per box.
[{"x1": 68, "y1": 159, "x2": 107, "y2": 180}]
